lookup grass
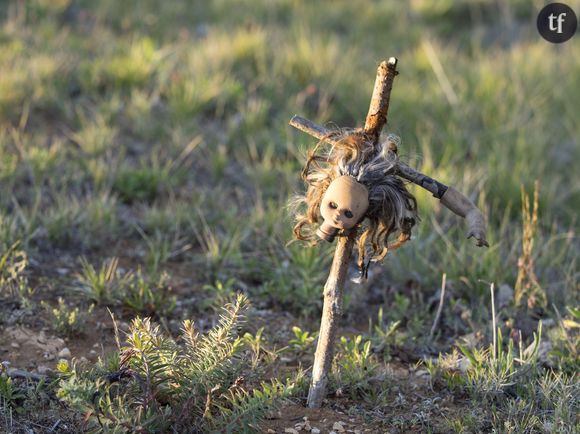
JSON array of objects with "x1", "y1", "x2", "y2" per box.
[{"x1": 0, "y1": 0, "x2": 578, "y2": 432}]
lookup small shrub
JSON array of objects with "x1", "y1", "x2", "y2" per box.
[{"x1": 56, "y1": 295, "x2": 298, "y2": 433}]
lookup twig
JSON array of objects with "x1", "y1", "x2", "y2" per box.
[
  {"x1": 421, "y1": 39, "x2": 458, "y2": 107},
  {"x1": 48, "y1": 420, "x2": 61, "y2": 433},
  {"x1": 553, "y1": 303, "x2": 576, "y2": 357},
  {"x1": 429, "y1": 273, "x2": 447, "y2": 340},
  {"x1": 490, "y1": 282, "x2": 496, "y2": 360},
  {"x1": 7, "y1": 369, "x2": 44, "y2": 382}
]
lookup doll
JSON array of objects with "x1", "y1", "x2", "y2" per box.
[{"x1": 292, "y1": 130, "x2": 418, "y2": 276}]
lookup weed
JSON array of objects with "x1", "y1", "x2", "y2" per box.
[
  {"x1": 458, "y1": 323, "x2": 541, "y2": 400},
  {"x1": 548, "y1": 306, "x2": 580, "y2": 374},
  {"x1": 136, "y1": 226, "x2": 191, "y2": 273},
  {"x1": 288, "y1": 326, "x2": 318, "y2": 356},
  {"x1": 515, "y1": 181, "x2": 546, "y2": 311},
  {"x1": 74, "y1": 257, "x2": 129, "y2": 304},
  {"x1": 0, "y1": 242, "x2": 27, "y2": 297},
  {"x1": 0, "y1": 242, "x2": 32, "y2": 304},
  {"x1": 0, "y1": 0, "x2": 578, "y2": 431},
  {"x1": 332, "y1": 335, "x2": 378, "y2": 397},
  {"x1": 202, "y1": 278, "x2": 238, "y2": 310},
  {"x1": 122, "y1": 270, "x2": 176, "y2": 317},
  {"x1": 242, "y1": 327, "x2": 281, "y2": 369},
  {"x1": 369, "y1": 307, "x2": 401, "y2": 359},
  {"x1": 258, "y1": 243, "x2": 330, "y2": 316},
  {"x1": 75, "y1": 257, "x2": 176, "y2": 316},
  {"x1": 191, "y1": 215, "x2": 245, "y2": 280},
  {"x1": 113, "y1": 166, "x2": 164, "y2": 204},
  {"x1": 42, "y1": 297, "x2": 94, "y2": 337},
  {"x1": 0, "y1": 367, "x2": 25, "y2": 409}
]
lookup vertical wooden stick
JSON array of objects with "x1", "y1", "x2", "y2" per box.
[
  {"x1": 307, "y1": 231, "x2": 356, "y2": 408},
  {"x1": 363, "y1": 57, "x2": 398, "y2": 145},
  {"x1": 306, "y1": 59, "x2": 398, "y2": 408}
]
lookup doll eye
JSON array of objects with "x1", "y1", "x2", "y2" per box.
[
  {"x1": 344, "y1": 210, "x2": 354, "y2": 219},
  {"x1": 329, "y1": 202, "x2": 338, "y2": 209}
]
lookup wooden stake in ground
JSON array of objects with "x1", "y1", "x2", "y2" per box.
[
  {"x1": 290, "y1": 58, "x2": 488, "y2": 409},
  {"x1": 305, "y1": 58, "x2": 399, "y2": 408}
]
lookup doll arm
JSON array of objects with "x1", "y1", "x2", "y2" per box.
[
  {"x1": 395, "y1": 163, "x2": 488, "y2": 247},
  {"x1": 439, "y1": 186, "x2": 489, "y2": 247}
]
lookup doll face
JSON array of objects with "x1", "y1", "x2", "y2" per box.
[{"x1": 320, "y1": 176, "x2": 369, "y2": 230}]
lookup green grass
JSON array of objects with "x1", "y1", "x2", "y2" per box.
[{"x1": 0, "y1": 0, "x2": 578, "y2": 432}]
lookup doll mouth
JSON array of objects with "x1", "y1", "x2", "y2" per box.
[{"x1": 316, "y1": 223, "x2": 339, "y2": 242}]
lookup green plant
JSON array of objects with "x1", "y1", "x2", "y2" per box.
[
  {"x1": 369, "y1": 307, "x2": 401, "y2": 353},
  {"x1": 288, "y1": 326, "x2": 317, "y2": 356},
  {"x1": 0, "y1": 242, "x2": 27, "y2": 297},
  {"x1": 121, "y1": 270, "x2": 176, "y2": 317},
  {"x1": 332, "y1": 335, "x2": 378, "y2": 397},
  {"x1": 42, "y1": 297, "x2": 94, "y2": 337},
  {"x1": 458, "y1": 323, "x2": 542, "y2": 400},
  {"x1": 548, "y1": 306, "x2": 580, "y2": 374},
  {"x1": 258, "y1": 243, "x2": 330, "y2": 316},
  {"x1": 0, "y1": 241, "x2": 32, "y2": 304},
  {"x1": 135, "y1": 225, "x2": 191, "y2": 274},
  {"x1": 191, "y1": 213, "x2": 245, "y2": 279},
  {"x1": 242, "y1": 327, "x2": 280, "y2": 370},
  {"x1": 56, "y1": 295, "x2": 297, "y2": 433},
  {"x1": 202, "y1": 278, "x2": 238, "y2": 310},
  {"x1": 0, "y1": 368, "x2": 25, "y2": 409},
  {"x1": 113, "y1": 165, "x2": 166, "y2": 204},
  {"x1": 75, "y1": 258, "x2": 176, "y2": 316},
  {"x1": 74, "y1": 257, "x2": 130, "y2": 304}
]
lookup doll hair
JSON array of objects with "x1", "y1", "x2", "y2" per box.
[{"x1": 292, "y1": 129, "x2": 418, "y2": 276}]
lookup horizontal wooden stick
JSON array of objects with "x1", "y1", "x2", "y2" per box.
[{"x1": 289, "y1": 115, "x2": 448, "y2": 199}]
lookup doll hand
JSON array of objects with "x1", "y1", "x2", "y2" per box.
[{"x1": 466, "y1": 209, "x2": 489, "y2": 247}]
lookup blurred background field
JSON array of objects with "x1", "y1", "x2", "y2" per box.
[{"x1": 0, "y1": 0, "x2": 578, "y2": 433}]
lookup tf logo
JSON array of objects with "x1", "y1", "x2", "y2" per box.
[{"x1": 537, "y1": 3, "x2": 578, "y2": 43}]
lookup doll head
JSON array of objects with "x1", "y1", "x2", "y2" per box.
[
  {"x1": 316, "y1": 175, "x2": 369, "y2": 242},
  {"x1": 292, "y1": 130, "x2": 418, "y2": 272}
]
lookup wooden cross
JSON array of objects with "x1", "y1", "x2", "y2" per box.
[{"x1": 289, "y1": 57, "x2": 488, "y2": 408}]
